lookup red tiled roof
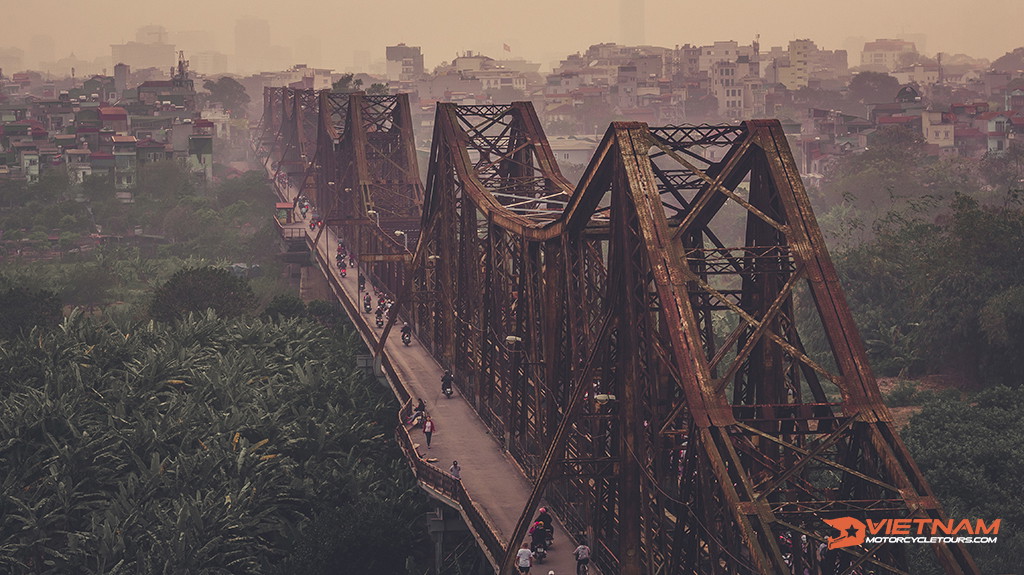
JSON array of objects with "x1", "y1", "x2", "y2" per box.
[{"x1": 98, "y1": 106, "x2": 128, "y2": 119}]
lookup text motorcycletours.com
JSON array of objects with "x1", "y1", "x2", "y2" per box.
[{"x1": 823, "y1": 517, "x2": 1001, "y2": 550}]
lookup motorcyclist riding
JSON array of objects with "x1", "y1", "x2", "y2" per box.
[
  {"x1": 441, "y1": 369, "x2": 454, "y2": 397},
  {"x1": 529, "y1": 520, "x2": 549, "y2": 559},
  {"x1": 535, "y1": 507, "x2": 554, "y2": 548}
]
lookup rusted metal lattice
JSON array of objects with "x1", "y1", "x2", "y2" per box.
[
  {"x1": 257, "y1": 88, "x2": 422, "y2": 298},
  {"x1": 402, "y1": 105, "x2": 977, "y2": 575},
  {"x1": 258, "y1": 96, "x2": 978, "y2": 574}
]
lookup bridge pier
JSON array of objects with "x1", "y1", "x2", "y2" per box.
[
  {"x1": 298, "y1": 264, "x2": 331, "y2": 301},
  {"x1": 426, "y1": 505, "x2": 478, "y2": 574}
]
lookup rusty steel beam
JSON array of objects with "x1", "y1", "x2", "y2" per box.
[
  {"x1": 258, "y1": 89, "x2": 422, "y2": 299},
  {"x1": 259, "y1": 92, "x2": 977, "y2": 574},
  {"x1": 401, "y1": 105, "x2": 978, "y2": 575},
  {"x1": 253, "y1": 87, "x2": 284, "y2": 165}
]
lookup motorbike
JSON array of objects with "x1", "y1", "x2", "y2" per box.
[
  {"x1": 375, "y1": 314, "x2": 385, "y2": 328},
  {"x1": 401, "y1": 331, "x2": 412, "y2": 346},
  {"x1": 363, "y1": 297, "x2": 372, "y2": 313},
  {"x1": 442, "y1": 383, "x2": 453, "y2": 399},
  {"x1": 340, "y1": 267, "x2": 347, "y2": 277},
  {"x1": 531, "y1": 542, "x2": 547, "y2": 563}
]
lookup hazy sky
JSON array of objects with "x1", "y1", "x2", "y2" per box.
[{"x1": 5, "y1": 0, "x2": 1021, "y2": 71}]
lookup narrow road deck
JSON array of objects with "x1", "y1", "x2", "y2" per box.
[{"x1": 276, "y1": 200, "x2": 585, "y2": 575}]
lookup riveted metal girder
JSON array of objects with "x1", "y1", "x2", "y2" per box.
[
  {"x1": 260, "y1": 94, "x2": 978, "y2": 575},
  {"x1": 403, "y1": 107, "x2": 977, "y2": 575}
]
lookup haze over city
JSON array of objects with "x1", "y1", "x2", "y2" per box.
[{"x1": 3, "y1": 0, "x2": 1021, "y2": 74}]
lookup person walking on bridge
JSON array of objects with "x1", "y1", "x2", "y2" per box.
[
  {"x1": 516, "y1": 541, "x2": 534, "y2": 574},
  {"x1": 573, "y1": 540, "x2": 591, "y2": 575},
  {"x1": 422, "y1": 415, "x2": 436, "y2": 449}
]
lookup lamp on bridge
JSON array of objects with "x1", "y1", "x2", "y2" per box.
[
  {"x1": 366, "y1": 209, "x2": 379, "y2": 227},
  {"x1": 505, "y1": 335, "x2": 523, "y2": 345},
  {"x1": 394, "y1": 230, "x2": 409, "y2": 252}
]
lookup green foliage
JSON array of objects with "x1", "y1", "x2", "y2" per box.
[
  {"x1": 0, "y1": 312, "x2": 428, "y2": 573},
  {"x1": 883, "y1": 380, "x2": 919, "y2": 406},
  {"x1": 819, "y1": 125, "x2": 933, "y2": 217},
  {"x1": 203, "y1": 77, "x2": 251, "y2": 119},
  {"x1": 214, "y1": 171, "x2": 275, "y2": 209},
  {"x1": 0, "y1": 286, "x2": 62, "y2": 339},
  {"x1": 264, "y1": 294, "x2": 307, "y2": 320},
  {"x1": 836, "y1": 195, "x2": 1024, "y2": 384},
  {"x1": 847, "y1": 71, "x2": 900, "y2": 107},
  {"x1": 979, "y1": 142, "x2": 1024, "y2": 197},
  {"x1": 366, "y1": 83, "x2": 390, "y2": 96},
  {"x1": 903, "y1": 387, "x2": 1024, "y2": 573},
  {"x1": 331, "y1": 74, "x2": 362, "y2": 93},
  {"x1": 149, "y1": 266, "x2": 256, "y2": 322},
  {"x1": 991, "y1": 47, "x2": 1024, "y2": 73}
]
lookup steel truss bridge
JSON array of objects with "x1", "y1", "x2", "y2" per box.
[{"x1": 255, "y1": 87, "x2": 979, "y2": 575}]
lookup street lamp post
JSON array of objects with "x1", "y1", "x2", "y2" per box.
[
  {"x1": 366, "y1": 209, "x2": 379, "y2": 227},
  {"x1": 394, "y1": 230, "x2": 409, "y2": 252}
]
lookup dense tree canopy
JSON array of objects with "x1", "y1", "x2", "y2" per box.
[
  {"x1": 846, "y1": 71, "x2": 901, "y2": 115},
  {"x1": 902, "y1": 387, "x2": 1024, "y2": 574},
  {"x1": 149, "y1": 266, "x2": 256, "y2": 322},
  {"x1": 331, "y1": 73, "x2": 363, "y2": 93},
  {"x1": 0, "y1": 286, "x2": 62, "y2": 339},
  {"x1": 0, "y1": 312, "x2": 428, "y2": 573},
  {"x1": 836, "y1": 195, "x2": 1024, "y2": 384},
  {"x1": 991, "y1": 47, "x2": 1024, "y2": 73},
  {"x1": 203, "y1": 77, "x2": 251, "y2": 119}
]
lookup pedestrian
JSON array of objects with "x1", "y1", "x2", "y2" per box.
[
  {"x1": 516, "y1": 541, "x2": 533, "y2": 574},
  {"x1": 450, "y1": 460, "x2": 461, "y2": 479},
  {"x1": 423, "y1": 415, "x2": 435, "y2": 449},
  {"x1": 573, "y1": 540, "x2": 591, "y2": 574}
]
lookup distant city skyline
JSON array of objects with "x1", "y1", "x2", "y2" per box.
[{"x1": 2, "y1": 0, "x2": 1020, "y2": 75}]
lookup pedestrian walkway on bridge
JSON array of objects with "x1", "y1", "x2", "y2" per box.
[{"x1": 277, "y1": 192, "x2": 587, "y2": 575}]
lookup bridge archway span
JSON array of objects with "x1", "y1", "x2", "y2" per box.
[
  {"x1": 258, "y1": 93, "x2": 978, "y2": 575},
  {"x1": 405, "y1": 104, "x2": 978, "y2": 575}
]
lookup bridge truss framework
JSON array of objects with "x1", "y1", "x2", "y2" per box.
[{"x1": 258, "y1": 91, "x2": 978, "y2": 575}]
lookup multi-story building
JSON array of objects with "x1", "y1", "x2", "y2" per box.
[
  {"x1": 892, "y1": 64, "x2": 939, "y2": 87},
  {"x1": 921, "y1": 109, "x2": 956, "y2": 153},
  {"x1": 764, "y1": 40, "x2": 848, "y2": 89},
  {"x1": 386, "y1": 44, "x2": 425, "y2": 83},
  {"x1": 710, "y1": 55, "x2": 762, "y2": 119},
  {"x1": 860, "y1": 39, "x2": 917, "y2": 72}
]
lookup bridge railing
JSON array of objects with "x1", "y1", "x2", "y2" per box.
[
  {"x1": 391, "y1": 380, "x2": 506, "y2": 568},
  {"x1": 287, "y1": 207, "x2": 508, "y2": 569}
]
